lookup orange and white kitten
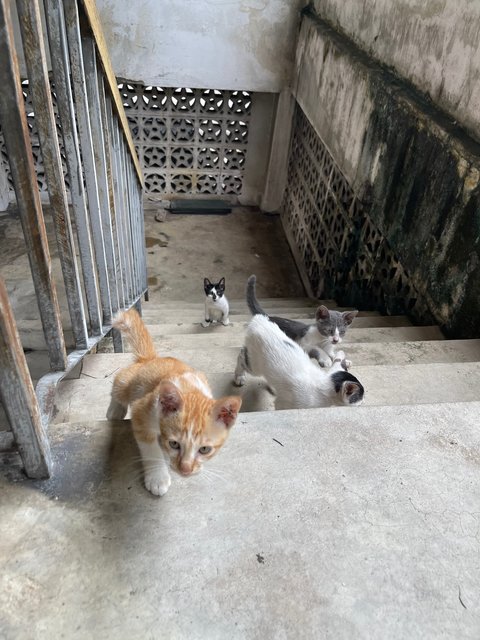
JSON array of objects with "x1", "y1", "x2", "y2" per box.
[{"x1": 107, "y1": 309, "x2": 242, "y2": 496}]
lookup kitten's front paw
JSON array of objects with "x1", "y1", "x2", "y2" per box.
[
  {"x1": 106, "y1": 400, "x2": 127, "y2": 421},
  {"x1": 233, "y1": 374, "x2": 246, "y2": 387},
  {"x1": 319, "y1": 356, "x2": 333, "y2": 368},
  {"x1": 201, "y1": 320, "x2": 211, "y2": 328},
  {"x1": 221, "y1": 317, "x2": 230, "y2": 326},
  {"x1": 144, "y1": 471, "x2": 171, "y2": 496},
  {"x1": 343, "y1": 358, "x2": 352, "y2": 369}
]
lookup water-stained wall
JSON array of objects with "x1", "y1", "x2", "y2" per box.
[
  {"x1": 96, "y1": 0, "x2": 305, "y2": 92},
  {"x1": 312, "y1": 0, "x2": 480, "y2": 142},
  {"x1": 285, "y1": 7, "x2": 480, "y2": 338}
]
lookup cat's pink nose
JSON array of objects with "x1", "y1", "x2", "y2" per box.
[
  {"x1": 332, "y1": 337, "x2": 339, "y2": 343},
  {"x1": 179, "y1": 461, "x2": 193, "y2": 476}
]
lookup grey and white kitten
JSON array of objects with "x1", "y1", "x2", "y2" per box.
[
  {"x1": 234, "y1": 315, "x2": 364, "y2": 410},
  {"x1": 202, "y1": 277, "x2": 230, "y2": 328},
  {"x1": 246, "y1": 275, "x2": 358, "y2": 368}
]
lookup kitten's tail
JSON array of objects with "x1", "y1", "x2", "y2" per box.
[
  {"x1": 113, "y1": 309, "x2": 157, "y2": 362},
  {"x1": 246, "y1": 275, "x2": 268, "y2": 317}
]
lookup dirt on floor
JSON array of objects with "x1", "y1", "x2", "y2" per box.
[{"x1": 141, "y1": 206, "x2": 305, "y2": 304}]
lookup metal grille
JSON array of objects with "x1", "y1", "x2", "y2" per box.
[
  {"x1": 119, "y1": 83, "x2": 251, "y2": 198},
  {"x1": 282, "y1": 106, "x2": 432, "y2": 320}
]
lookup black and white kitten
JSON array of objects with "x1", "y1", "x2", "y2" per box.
[
  {"x1": 202, "y1": 277, "x2": 230, "y2": 328},
  {"x1": 246, "y1": 275, "x2": 358, "y2": 367},
  {"x1": 234, "y1": 315, "x2": 364, "y2": 410}
]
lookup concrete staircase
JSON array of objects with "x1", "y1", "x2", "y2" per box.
[
  {"x1": 5, "y1": 296, "x2": 479, "y2": 638},
  {"x1": 53, "y1": 296, "x2": 480, "y2": 423}
]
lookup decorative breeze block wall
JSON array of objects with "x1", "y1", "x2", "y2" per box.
[
  {"x1": 119, "y1": 83, "x2": 252, "y2": 199},
  {"x1": 282, "y1": 106, "x2": 434, "y2": 322}
]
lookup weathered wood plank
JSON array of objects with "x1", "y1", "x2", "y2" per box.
[
  {"x1": 76, "y1": 0, "x2": 143, "y2": 186},
  {"x1": 0, "y1": 0, "x2": 67, "y2": 372},
  {"x1": 44, "y1": 0, "x2": 102, "y2": 336},
  {"x1": 0, "y1": 278, "x2": 52, "y2": 478},
  {"x1": 63, "y1": 0, "x2": 112, "y2": 324},
  {"x1": 17, "y1": 0, "x2": 88, "y2": 350}
]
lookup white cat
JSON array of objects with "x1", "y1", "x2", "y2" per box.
[
  {"x1": 234, "y1": 315, "x2": 364, "y2": 410},
  {"x1": 202, "y1": 277, "x2": 230, "y2": 327}
]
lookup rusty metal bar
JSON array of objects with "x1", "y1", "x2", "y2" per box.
[
  {"x1": 118, "y1": 132, "x2": 135, "y2": 302},
  {"x1": 111, "y1": 111, "x2": 133, "y2": 304},
  {"x1": 132, "y1": 159, "x2": 147, "y2": 292},
  {"x1": 106, "y1": 102, "x2": 126, "y2": 303},
  {"x1": 99, "y1": 78, "x2": 125, "y2": 310},
  {"x1": 122, "y1": 138, "x2": 139, "y2": 298},
  {"x1": 44, "y1": 0, "x2": 102, "y2": 336},
  {"x1": 17, "y1": 0, "x2": 88, "y2": 350},
  {"x1": 0, "y1": 278, "x2": 52, "y2": 478},
  {"x1": 0, "y1": 0, "x2": 67, "y2": 372},
  {"x1": 62, "y1": 0, "x2": 112, "y2": 323},
  {"x1": 82, "y1": 35, "x2": 119, "y2": 314}
]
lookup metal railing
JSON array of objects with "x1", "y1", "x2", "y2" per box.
[{"x1": 0, "y1": 0, "x2": 147, "y2": 478}]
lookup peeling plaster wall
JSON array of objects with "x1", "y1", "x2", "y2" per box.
[
  {"x1": 96, "y1": 0, "x2": 305, "y2": 91},
  {"x1": 313, "y1": 0, "x2": 480, "y2": 141},
  {"x1": 290, "y1": 10, "x2": 480, "y2": 338}
]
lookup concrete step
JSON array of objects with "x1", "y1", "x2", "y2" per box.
[
  {"x1": 142, "y1": 310, "x2": 344, "y2": 323},
  {"x1": 149, "y1": 326, "x2": 444, "y2": 351},
  {"x1": 130, "y1": 315, "x2": 413, "y2": 335},
  {"x1": 53, "y1": 361, "x2": 480, "y2": 424},
  {"x1": 15, "y1": 402, "x2": 479, "y2": 639},
  {"x1": 143, "y1": 297, "x2": 331, "y2": 309},
  {"x1": 76, "y1": 338, "x2": 480, "y2": 376}
]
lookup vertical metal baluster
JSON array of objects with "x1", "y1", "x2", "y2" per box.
[
  {"x1": 0, "y1": 278, "x2": 52, "y2": 478},
  {"x1": 123, "y1": 145, "x2": 139, "y2": 299},
  {"x1": 132, "y1": 162, "x2": 146, "y2": 297},
  {"x1": 17, "y1": 0, "x2": 88, "y2": 350},
  {"x1": 82, "y1": 35, "x2": 119, "y2": 314},
  {"x1": 135, "y1": 164, "x2": 148, "y2": 293},
  {"x1": 62, "y1": 0, "x2": 112, "y2": 324},
  {"x1": 109, "y1": 109, "x2": 131, "y2": 304},
  {"x1": 116, "y1": 125, "x2": 134, "y2": 303},
  {"x1": 126, "y1": 142, "x2": 140, "y2": 300},
  {"x1": 99, "y1": 79, "x2": 124, "y2": 311},
  {"x1": 44, "y1": 0, "x2": 101, "y2": 336},
  {"x1": 0, "y1": 0, "x2": 67, "y2": 371}
]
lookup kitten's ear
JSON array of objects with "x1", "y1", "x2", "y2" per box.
[
  {"x1": 212, "y1": 396, "x2": 242, "y2": 429},
  {"x1": 218, "y1": 277, "x2": 225, "y2": 287},
  {"x1": 315, "y1": 305, "x2": 330, "y2": 321},
  {"x1": 342, "y1": 310, "x2": 358, "y2": 325},
  {"x1": 157, "y1": 381, "x2": 182, "y2": 415},
  {"x1": 342, "y1": 381, "x2": 363, "y2": 404},
  {"x1": 204, "y1": 278, "x2": 211, "y2": 287}
]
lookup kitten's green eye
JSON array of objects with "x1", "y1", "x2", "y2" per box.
[
  {"x1": 169, "y1": 440, "x2": 180, "y2": 450},
  {"x1": 198, "y1": 446, "x2": 212, "y2": 455}
]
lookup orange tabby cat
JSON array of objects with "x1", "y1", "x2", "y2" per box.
[{"x1": 107, "y1": 309, "x2": 242, "y2": 496}]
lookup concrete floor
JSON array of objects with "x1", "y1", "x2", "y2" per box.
[
  {"x1": 1, "y1": 403, "x2": 480, "y2": 639},
  {"x1": 1, "y1": 208, "x2": 480, "y2": 639}
]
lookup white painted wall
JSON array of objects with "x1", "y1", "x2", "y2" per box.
[
  {"x1": 96, "y1": 0, "x2": 305, "y2": 92},
  {"x1": 313, "y1": 0, "x2": 480, "y2": 140}
]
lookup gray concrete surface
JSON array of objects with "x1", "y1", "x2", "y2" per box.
[
  {"x1": 53, "y1": 362, "x2": 480, "y2": 424},
  {"x1": 75, "y1": 338, "x2": 480, "y2": 376},
  {"x1": 312, "y1": 0, "x2": 480, "y2": 140},
  {"x1": 1, "y1": 402, "x2": 479, "y2": 639},
  {"x1": 148, "y1": 326, "x2": 444, "y2": 351}
]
